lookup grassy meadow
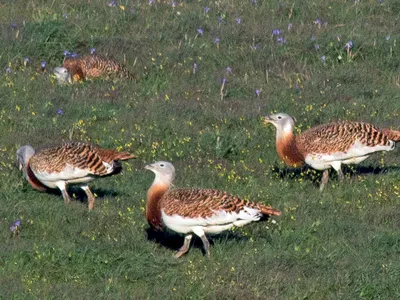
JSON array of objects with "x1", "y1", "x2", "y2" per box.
[{"x1": 1, "y1": 0, "x2": 400, "y2": 298}]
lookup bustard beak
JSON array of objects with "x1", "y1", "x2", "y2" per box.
[
  {"x1": 144, "y1": 164, "x2": 153, "y2": 171},
  {"x1": 53, "y1": 67, "x2": 63, "y2": 75},
  {"x1": 16, "y1": 155, "x2": 23, "y2": 171},
  {"x1": 263, "y1": 115, "x2": 274, "y2": 124},
  {"x1": 16, "y1": 162, "x2": 23, "y2": 171}
]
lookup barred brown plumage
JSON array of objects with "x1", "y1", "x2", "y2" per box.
[
  {"x1": 54, "y1": 54, "x2": 137, "y2": 84},
  {"x1": 161, "y1": 188, "x2": 280, "y2": 219},
  {"x1": 16, "y1": 142, "x2": 136, "y2": 210},
  {"x1": 264, "y1": 113, "x2": 399, "y2": 191},
  {"x1": 145, "y1": 161, "x2": 280, "y2": 258}
]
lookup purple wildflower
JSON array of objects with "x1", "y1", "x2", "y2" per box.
[
  {"x1": 10, "y1": 220, "x2": 21, "y2": 233},
  {"x1": 197, "y1": 28, "x2": 204, "y2": 36},
  {"x1": 171, "y1": 1, "x2": 176, "y2": 7},
  {"x1": 226, "y1": 67, "x2": 232, "y2": 73},
  {"x1": 218, "y1": 16, "x2": 224, "y2": 23},
  {"x1": 314, "y1": 44, "x2": 320, "y2": 50},
  {"x1": 57, "y1": 109, "x2": 64, "y2": 116},
  {"x1": 6, "y1": 67, "x2": 11, "y2": 74},
  {"x1": 194, "y1": 63, "x2": 198, "y2": 70},
  {"x1": 315, "y1": 19, "x2": 322, "y2": 25},
  {"x1": 24, "y1": 57, "x2": 30, "y2": 65},
  {"x1": 63, "y1": 50, "x2": 71, "y2": 56},
  {"x1": 255, "y1": 89, "x2": 261, "y2": 97},
  {"x1": 41, "y1": 61, "x2": 47, "y2": 69},
  {"x1": 11, "y1": 22, "x2": 17, "y2": 29},
  {"x1": 214, "y1": 37, "x2": 220, "y2": 43},
  {"x1": 251, "y1": 44, "x2": 260, "y2": 50},
  {"x1": 252, "y1": 0, "x2": 257, "y2": 5},
  {"x1": 344, "y1": 40, "x2": 353, "y2": 50},
  {"x1": 149, "y1": 0, "x2": 154, "y2": 5},
  {"x1": 321, "y1": 55, "x2": 326, "y2": 63},
  {"x1": 63, "y1": 13, "x2": 68, "y2": 19},
  {"x1": 204, "y1": 6, "x2": 210, "y2": 13},
  {"x1": 108, "y1": 1, "x2": 117, "y2": 7},
  {"x1": 236, "y1": 18, "x2": 241, "y2": 24},
  {"x1": 276, "y1": 37, "x2": 287, "y2": 44},
  {"x1": 222, "y1": 78, "x2": 227, "y2": 84},
  {"x1": 90, "y1": 48, "x2": 96, "y2": 54},
  {"x1": 272, "y1": 29, "x2": 281, "y2": 36},
  {"x1": 71, "y1": 52, "x2": 78, "y2": 58}
]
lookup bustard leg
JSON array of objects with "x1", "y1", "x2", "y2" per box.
[
  {"x1": 193, "y1": 227, "x2": 211, "y2": 257},
  {"x1": 56, "y1": 181, "x2": 71, "y2": 204},
  {"x1": 81, "y1": 185, "x2": 95, "y2": 210},
  {"x1": 319, "y1": 170, "x2": 329, "y2": 192},
  {"x1": 331, "y1": 162, "x2": 345, "y2": 181},
  {"x1": 200, "y1": 234, "x2": 211, "y2": 257},
  {"x1": 175, "y1": 234, "x2": 193, "y2": 258},
  {"x1": 337, "y1": 169, "x2": 345, "y2": 181}
]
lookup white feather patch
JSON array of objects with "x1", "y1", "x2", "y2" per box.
[
  {"x1": 33, "y1": 164, "x2": 94, "y2": 188},
  {"x1": 305, "y1": 139, "x2": 394, "y2": 170},
  {"x1": 161, "y1": 206, "x2": 263, "y2": 235}
]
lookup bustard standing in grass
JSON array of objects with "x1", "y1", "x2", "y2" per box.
[
  {"x1": 54, "y1": 54, "x2": 137, "y2": 84},
  {"x1": 16, "y1": 142, "x2": 136, "y2": 210},
  {"x1": 264, "y1": 113, "x2": 400, "y2": 191},
  {"x1": 145, "y1": 161, "x2": 280, "y2": 258}
]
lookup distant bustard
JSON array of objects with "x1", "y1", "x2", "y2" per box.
[
  {"x1": 145, "y1": 161, "x2": 281, "y2": 258},
  {"x1": 264, "y1": 113, "x2": 400, "y2": 190},
  {"x1": 54, "y1": 54, "x2": 137, "y2": 84},
  {"x1": 16, "y1": 142, "x2": 136, "y2": 210}
]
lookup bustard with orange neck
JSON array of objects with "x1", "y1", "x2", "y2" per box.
[
  {"x1": 264, "y1": 113, "x2": 400, "y2": 190},
  {"x1": 145, "y1": 161, "x2": 281, "y2": 258}
]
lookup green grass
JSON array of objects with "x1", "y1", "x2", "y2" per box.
[{"x1": 1, "y1": 0, "x2": 400, "y2": 298}]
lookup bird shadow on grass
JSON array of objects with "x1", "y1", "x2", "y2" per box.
[
  {"x1": 271, "y1": 165, "x2": 322, "y2": 186},
  {"x1": 146, "y1": 228, "x2": 250, "y2": 256},
  {"x1": 38, "y1": 186, "x2": 119, "y2": 205},
  {"x1": 349, "y1": 165, "x2": 400, "y2": 175},
  {"x1": 271, "y1": 164, "x2": 400, "y2": 187},
  {"x1": 71, "y1": 187, "x2": 120, "y2": 204}
]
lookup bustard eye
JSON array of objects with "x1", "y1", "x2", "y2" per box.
[
  {"x1": 277, "y1": 116, "x2": 282, "y2": 120},
  {"x1": 160, "y1": 163, "x2": 165, "y2": 168}
]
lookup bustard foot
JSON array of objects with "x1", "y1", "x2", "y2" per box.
[{"x1": 174, "y1": 234, "x2": 193, "y2": 258}]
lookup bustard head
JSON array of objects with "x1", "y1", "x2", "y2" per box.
[
  {"x1": 16, "y1": 145, "x2": 36, "y2": 176},
  {"x1": 53, "y1": 67, "x2": 72, "y2": 84},
  {"x1": 264, "y1": 113, "x2": 295, "y2": 136},
  {"x1": 145, "y1": 161, "x2": 176, "y2": 185}
]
